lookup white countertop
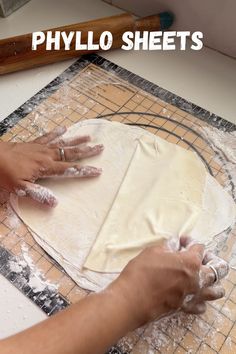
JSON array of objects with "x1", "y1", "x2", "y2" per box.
[{"x1": 0, "y1": 0, "x2": 236, "y2": 340}]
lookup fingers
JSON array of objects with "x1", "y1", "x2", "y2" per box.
[
  {"x1": 203, "y1": 251, "x2": 215, "y2": 265},
  {"x1": 51, "y1": 144, "x2": 104, "y2": 162},
  {"x1": 179, "y1": 235, "x2": 192, "y2": 248},
  {"x1": 180, "y1": 236, "x2": 204, "y2": 250},
  {"x1": 48, "y1": 135, "x2": 91, "y2": 148},
  {"x1": 179, "y1": 237, "x2": 228, "y2": 316},
  {"x1": 17, "y1": 181, "x2": 58, "y2": 208},
  {"x1": 183, "y1": 241, "x2": 205, "y2": 275},
  {"x1": 182, "y1": 285, "x2": 225, "y2": 314},
  {"x1": 183, "y1": 301, "x2": 206, "y2": 315},
  {"x1": 56, "y1": 144, "x2": 104, "y2": 162},
  {"x1": 33, "y1": 127, "x2": 104, "y2": 162},
  {"x1": 34, "y1": 126, "x2": 94, "y2": 151},
  {"x1": 199, "y1": 265, "x2": 216, "y2": 287},
  {"x1": 179, "y1": 237, "x2": 228, "y2": 297},
  {"x1": 180, "y1": 237, "x2": 204, "y2": 270},
  {"x1": 33, "y1": 126, "x2": 67, "y2": 145},
  {"x1": 198, "y1": 285, "x2": 225, "y2": 301},
  {"x1": 44, "y1": 163, "x2": 102, "y2": 178},
  {"x1": 203, "y1": 251, "x2": 229, "y2": 280},
  {"x1": 188, "y1": 243, "x2": 205, "y2": 263},
  {"x1": 15, "y1": 162, "x2": 102, "y2": 208},
  {"x1": 200, "y1": 253, "x2": 229, "y2": 288},
  {"x1": 180, "y1": 237, "x2": 229, "y2": 284},
  {"x1": 189, "y1": 285, "x2": 225, "y2": 304}
]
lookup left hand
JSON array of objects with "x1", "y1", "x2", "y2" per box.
[{"x1": 0, "y1": 126, "x2": 104, "y2": 207}]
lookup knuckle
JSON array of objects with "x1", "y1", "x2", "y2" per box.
[
  {"x1": 41, "y1": 156, "x2": 52, "y2": 166},
  {"x1": 182, "y1": 266, "x2": 194, "y2": 283},
  {"x1": 191, "y1": 254, "x2": 201, "y2": 270},
  {"x1": 56, "y1": 139, "x2": 65, "y2": 148},
  {"x1": 51, "y1": 148, "x2": 60, "y2": 160}
]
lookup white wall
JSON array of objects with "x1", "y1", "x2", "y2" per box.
[{"x1": 110, "y1": 0, "x2": 236, "y2": 58}]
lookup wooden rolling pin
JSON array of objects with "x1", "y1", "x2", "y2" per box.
[{"x1": 0, "y1": 12, "x2": 174, "y2": 75}]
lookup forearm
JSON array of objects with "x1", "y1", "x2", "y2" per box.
[
  {"x1": 0, "y1": 240, "x2": 228, "y2": 354},
  {"x1": 0, "y1": 286, "x2": 136, "y2": 354}
]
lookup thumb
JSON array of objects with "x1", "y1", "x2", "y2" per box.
[{"x1": 18, "y1": 181, "x2": 58, "y2": 208}]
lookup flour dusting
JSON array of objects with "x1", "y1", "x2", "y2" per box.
[
  {"x1": 1, "y1": 60, "x2": 235, "y2": 353},
  {"x1": 20, "y1": 244, "x2": 58, "y2": 293},
  {"x1": 202, "y1": 126, "x2": 236, "y2": 197},
  {"x1": 201, "y1": 126, "x2": 236, "y2": 268}
]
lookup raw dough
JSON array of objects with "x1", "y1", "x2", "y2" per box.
[
  {"x1": 11, "y1": 119, "x2": 145, "y2": 291},
  {"x1": 11, "y1": 120, "x2": 236, "y2": 289},
  {"x1": 84, "y1": 134, "x2": 236, "y2": 272}
]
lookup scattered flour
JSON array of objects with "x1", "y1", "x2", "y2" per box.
[
  {"x1": 9, "y1": 259, "x2": 27, "y2": 273},
  {"x1": 1, "y1": 64, "x2": 235, "y2": 353},
  {"x1": 203, "y1": 127, "x2": 236, "y2": 164},
  {"x1": 20, "y1": 244, "x2": 58, "y2": 293},
  {"x1": 201, "y1": 126, "x2": 236, "y2": 263},
  {"x1": 202, "y1": 126, "x2": 236, "y2": 197},
  {"x1": 28, "y1": 276, "x2": 57, "y2": 294},
  {"x1": 5, "y1": 204, "x2": 21, "y2": 229}
]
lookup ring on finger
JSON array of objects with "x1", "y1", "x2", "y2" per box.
[
  {"x1": 209, "y1": 264, "x2": 219, "y2": 284},
  {"x1": 59, "y1": 147, "x2": 66, "y2": 161}
]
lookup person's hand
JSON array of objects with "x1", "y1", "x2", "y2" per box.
[
  {"x1": 110, "y1": 236, "x2": 229, "y2": 327},
  {"x1": 0, "y1": 126, "x2": 104, "y2": 207},
  {"x1": 180, "y1": 236, "x2": 228, "y2": 314},
  {"x1": 0, "y1": 237, "x2": 229, "y2": 354}
]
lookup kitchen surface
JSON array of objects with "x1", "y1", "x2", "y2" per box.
[{"x1": 0, "y1": 0, "x2": 236, "y2": 351}]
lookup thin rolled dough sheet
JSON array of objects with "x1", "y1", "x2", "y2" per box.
[
  {"x1": 11, "y1": 119, "x2": 236, "y2": 290},
  {"x1": 11, "y1": 119, "x2": 146, "y2": 291},
  {"x1": 84, "y1": 134, "x2": 236, "y2": 272}
]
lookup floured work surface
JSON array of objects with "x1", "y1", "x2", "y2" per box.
[{"x1": 0, "y1": 54, "x2": 236, "y2": 353}]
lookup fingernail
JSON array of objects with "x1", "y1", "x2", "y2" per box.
[
  {"x1": 76, "y1": 166, "x2": 102, "y2": 177},
  {"x1": 87, "y1": 167, "x2": 102, "y2": 176},
  {"x1": 219, "y1": 288, "x2": 225, "y2": 298},
  {"x1": 46, "y1": 196, "x2": 58, "y2": 208},
  {"x1": 213, "y1": 286, "x2": 225, "y2": 299},
  {"x1": 87, "y1": 167, "x2": 102, "y2": 174}
]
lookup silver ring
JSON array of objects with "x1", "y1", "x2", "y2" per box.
[
  {"x1": 209, "y1": 265, "x2": 219, "y2": 284},
  {"x1": 59, "y1": 147, "x2": 66, "y2": 161}
]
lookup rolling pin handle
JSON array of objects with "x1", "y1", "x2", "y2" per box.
[{"x1": 135, "y1": 12, "x2": 174, "y2": 31}]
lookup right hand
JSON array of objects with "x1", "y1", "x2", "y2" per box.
[{"x1": 110, "y1": 236, "x2": 228, "y2": 327}]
